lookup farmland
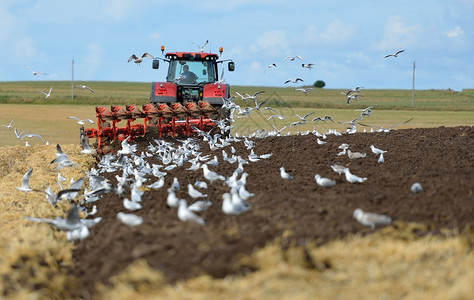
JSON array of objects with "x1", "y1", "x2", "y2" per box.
[{"x1": 0, "y1": 81, "x2": 473, "y2": 299}]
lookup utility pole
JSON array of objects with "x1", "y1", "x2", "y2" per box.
[
  {"x1": 71, "y1": 57, "x2": 74, "y2": 100},
  {"x1": 411, "y1": 61, "x2": 415, "y2": 107}
]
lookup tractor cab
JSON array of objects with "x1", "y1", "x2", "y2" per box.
[{"x1": 151, "y1": 49, "x2": 234, "y2": 104}]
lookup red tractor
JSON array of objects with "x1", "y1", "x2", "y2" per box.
[{"x1": 85, "y1": 46, "x2": 235, "y2": 152}]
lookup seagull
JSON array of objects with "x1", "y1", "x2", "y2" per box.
[
  {"x1": 312, "y1": 115, "x2": 334, "y2": 123},
  {"x1": 283, "y1": 55, "x2": 303, "y2": 61},
  {"x1": 353, "y1": 208, "x2": 392, "y2": 230},
  {"x1": 201, "y1": 164, "x2": 225, "y2": 182},
  {"x1": 222, "y1": 192, "x2": 246, "y2": 215},
  {"x1": 171, "y1": 177, "x2": 180, "y2": 191},
  {"x1": 75, "y1": 85, "x2": 94, "y2": 93},
  {"x1": 378, "y1": 153, "x2": 385, "y2": 163},
  {"x1": 384, "y1": 49, "x2": 405, "y2": 58},
  {"x1": 358, "y1": 118, "x2": 413, "y2": 132},
  {"x1": 347, "y1": 149, "x2": 367, "y2": 159},
  {"x1": 267, "y1": 114, "x2": 288, "y2": 122},
  {"x1": 295, "y1": 87, "x2": 313, "y2": 94},
  {"x1": 301, "y1": 63, "x2": 314, "y2": 69},
  {"x1": 188, "y1": 200, "x2": 212, "y2": 212},
  {"x1": 280, "y1": 167, "x2": 293, "y2": 180},
  {"x1": 410, "y1": 182, "x2": 423, "y2": 193},
  {"x1": 33, "y1": 187, "x2": 81, "y2": 206},
  {"x1": 1, "y1": 119, "x2": 14, "y2": 130},
  {"x1": 13, "y1": 128, "x2": 24, "y2": 140},
  {"x1": 296, "y1": 112, "x2": 314, "y2": 122},
  {"x1": 178, "y1": 199, "x2": 205, "y2": 225},
  {"x1": 68, "y1": 116, "x2": 95, "y2": 125},
  {"x1": 166, "y1": 188, "x2": 180, "y2": 208},
  {"x1": 345, "y1": 86, "x2": 363, "y2": 96},
  {"x1": 187, "y1": 184, "x2": 207, "y2": 199},
  {"x1": 329, "y1": 164, "x2": 346, "y2": 175},
  {"x1": 20, "y1": 133, "x2": 44, "y2": 143},
  {"x1": 40, "y1": 86, "x2": 53, "y2": 99},
  {"x1": 264, "y1": 63, "x2": 277, "y2": 73},
  {"x1": 370, "y1": 145, "x2": 387, "y2": 155},
  {"x1": 284, "y1": 78, "x2": 304, "y2": 84},
  {"x1": 314, "y1": 174, "x2": 336, "y2": 187},
  {"x1": 235, "y1": 91, "x2": 265, "y2": 102},
  {"x1": 80, "y1": 133, "x2": 96, "y2": 154},
  {"x1": 128, "y1": 53, "x2": 155, "y2": 64},
  {"x1": 27, "y1": 65, "x2": 48, "y2": 76},
  {"x1": 343, "y1": 168, "x2": 367, "y2": 183},
  {"x1": 117, "y1": 212, "x2": 143, "y2": 226},
  {"x1": 16, "y1": 167, "x2": 33, "y2": 193},
  {"x1": 192, "y1": 40, "x2": 209, "y2": 52},
  {"x1": 123, "y1": 198, "x2": 142, "y2": 211},
  {"x1": 25, "y1": 204, "x2": 100, "y2": 241}
]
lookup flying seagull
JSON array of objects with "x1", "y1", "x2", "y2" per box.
[
  {"x1": 301, "y1": 63, "x2": 314, "y2": 69},
  {"x1": 128, "y1": 53, "x2": 155, "y2": 64},
  {"x1": 75, "y1": 85, "x2": 94, "y2": 93},
  {"x1": 192, "y1": 40, "x2": 209, "y2": 52},
  {"x1": 27, "y1": 65, "x2": 48, "y2": 76},
  {"x1": 295, "y1": 87, "x2": 313, "y2": 94},
  {"x1": 283, "y1": 55, "x2": 302, "y2": 61},
  {"x1": 284, "y1": 78, "x2": 304, "y2": 84},
  {"x1": 68, "y1": 116, "x2": 95, "y2": 125},
  {"x1": 16, "y1": 167, "x2": 33, "y2": 193},
  {"x1": 384, "y1": 49, "x2": 405, "y2": 58},
  {"x1": 1, "y1": 119, "x2": 14, "y2": 130},
  {"x1": 40, "y1": 86, "x2": 53, "y2": 99}
]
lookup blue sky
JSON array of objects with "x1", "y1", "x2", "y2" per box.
[{"x1": 0, "y1": 0, "x2": 473, "y2": 90}]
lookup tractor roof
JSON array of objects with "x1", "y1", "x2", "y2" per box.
[{"x1": 165, "y1": 52, "x2": 219, "y2": 60}]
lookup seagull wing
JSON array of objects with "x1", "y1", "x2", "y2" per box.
[
  {"x1": 142, "y1": 52, "x2": 154, "y2": 59},
  {"x1": 395, "y1": 49, "x2": 405, "y2": 55},
  {"x1": 128, "y1": 54, "x2": 138, "y2": 62},
  {"x1": 388, "y1": 117, "x2": 413, "y2": 129},
  {"x1": 68, "y1": 116, "x2": 80, "y2": 121}
]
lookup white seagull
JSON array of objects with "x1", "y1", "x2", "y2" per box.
[
  {"x1": 1, "y1": 119, "x2": 14, "y2": 130},
  {"x1": 187, "y1": 183, "x2": 207, "y2": 199},
  {"x1": 20, "y1": 133, "x2": 44, "y2": 143},
  {"x1": 75, "y1": 85, "x2": 94, "y2": 93},
  {"x1": 284, "y1": 78, "x2": 304, "y2": 84},
  {"x1": 117, "y1": 212, "x2": 143, "y2": 226},
  {"x1": 40, "y1": 86, "x2": 52, "y2": 99},
  {"x1": 410, "y1": 182, "x2": 423, "y2": 193},
  {"x1": 27, "y1": 65, "x2": 48, "y2": 76},
  {"x1": 178, "y1": 199, "x2": 205, "y2": 225},
  {"x1": 370, "y1": 145, "x2": 387, "y2": 155},
  {"x1": 201, "y1": 164, "x2": 225, "y2": 182},
  {"x1": 343, "y1": 168, "x2": 367, "y2": 183},
  {"x1": 192, "y1": 40, "x2": 209, "y2": 52},
  {"x1": 16, "y1": 167, "x2": 33, "y2": 193},
  {"x1": 68, "y1": 116, "x2": 95, "y2": 125},
  {"x1": 353, "y1": 208, "x2": 392, "y2": 229},
  {"x1": 283, "y1": 55, "x2": 303, "y2": 61},
  {"x1": 295, "y1": 87, "x2": 313, "y2": 94},
  {"x1": 314, "y1": 174, "x2": 336, "y2": 187},
  {"x1": 280, "y1": 167, "x2": 293, "y2": 180}
]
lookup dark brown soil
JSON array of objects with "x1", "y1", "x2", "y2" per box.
[{"x1": 71, "y1": 126, "x2": 474, "y2": 295}]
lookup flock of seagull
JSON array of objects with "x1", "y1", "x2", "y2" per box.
[{"x1": 11, "y1": 48, "x2": 414, "y2": 242}]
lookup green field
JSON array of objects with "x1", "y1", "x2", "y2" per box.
[{"x1": 0, "y1": 81, "x2": 473, "y2": 147}]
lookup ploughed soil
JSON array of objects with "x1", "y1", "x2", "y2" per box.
[{"x1": 71, "y1": 126, "x2": 474, "y2": 295}]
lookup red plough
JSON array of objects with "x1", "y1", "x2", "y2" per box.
[{"x1": 85, "y1": 102, "x2": 217, "y2": 152}]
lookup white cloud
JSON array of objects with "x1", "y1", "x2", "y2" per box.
[
  {"x1": 149, "y1": 32, "x2": 160, "y2": 40},
  {"x1": 255, "y1": 30, "x2": 289, "y2": 55},
  {"x1": 445, "y1": 26, "x2": 464, "y2": 38},
  {"x1": 303, "y1": 20, "x2": 357, "y2": 46},
  {"x1": 374, "y1": 15, "x2": 422, "y2": 51}
]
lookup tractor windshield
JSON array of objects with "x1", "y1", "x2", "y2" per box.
[{"x1": 167, "y1": 60, "x2": 217, "y2": 85}]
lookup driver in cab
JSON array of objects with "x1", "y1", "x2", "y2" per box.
[{"x1": 180, "y1": 64, "x2": 198, "y2": 84}]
